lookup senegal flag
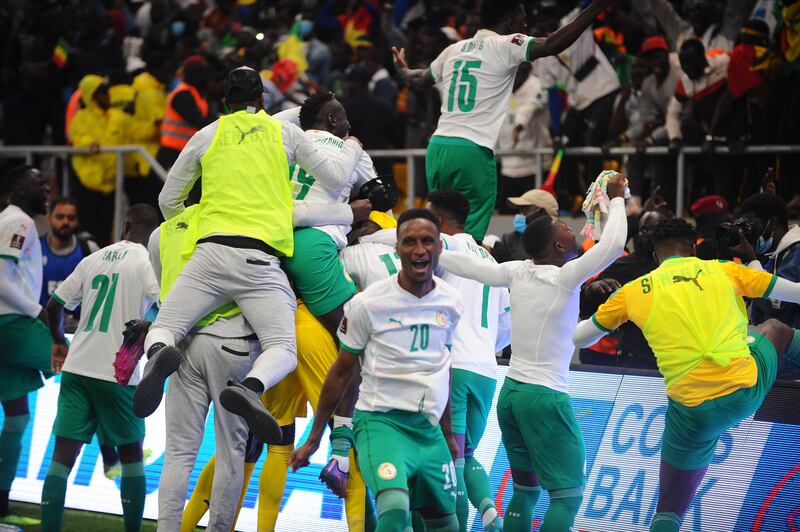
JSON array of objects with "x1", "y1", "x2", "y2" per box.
[
  {"x1": 52, "y1": 38, "x2": 70, "y2": 68},
  {"x1": 277, "y1": 19, "x2": 308, "y2": 75}
]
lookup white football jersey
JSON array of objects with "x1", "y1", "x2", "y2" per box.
[
  {"x1": 340, "y1": 229, "x2": 400, "y2": 291},
  {"x1": 0, "y1": 205, "x2": 42, "y2": 316},
  {"x1": 53, "y1": 241, "x2": 160, "y2": 384},
  {"x1": 338, "y1": 275, "x2": 463, "y2": 425},
  {"x1": 440, "y1": 233, "x2": 510, "y2": 378},
  {"x1": 290, "y1": 129, "x2": 376, "y2": 248},
  {"x1": 430, "y1": 29, "x2": 536, "y2": 150}
]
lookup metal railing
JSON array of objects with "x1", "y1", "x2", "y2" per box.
[
  {"x1": 369, "y1": 145, "x2": 800, "y2": 216},
  {"x1": 0, "y1": 145, "x2": 167, "y2": 237},
  {"x1": 2, "y1": 144, "x2": 799, "y2": 235}
]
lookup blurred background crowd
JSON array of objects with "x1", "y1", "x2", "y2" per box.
[{"x1": 2, "y1": 0, "x2": 800, "y2": 373}]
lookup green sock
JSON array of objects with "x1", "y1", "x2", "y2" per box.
[
  {"x1": 454, "y1": 458, "x2": 467, "y2": 531},
  {"x1": 41, "y1": 461, "x2": 71, "y2": 531},
  {"x1": 464, "y1": 456, "x2": 497, "y2": 526},
  {"x1": 0, "y1": 414, "x2": 29, "y2": 491},
  {"x1": 540, "y1": 490, "x2": 582, "y2": 532},
  {"x1": 785, "y1": 329, "x2": 800, "y2": 367},
  {"x1": 377, "y1": 508, "x2": 410, "y2": 532},
  {"x1": 650, "y1": 511, "x2": 681, "y2": 532},
  {"x1": 423, "y1": 513, "x2": 459, "y2": 531},
  {"x1": 376, "y1": 489, "x2": 411, "y2": 532},
  {"x1": 504, "y1": 483, "x2": 541, "y2": 532},
  {"x1": 120, "y1": 462, "x2": 146, "y2": 532},
  {"x1": 365, "y1": 490, "x2": 378, "y2": 532}
]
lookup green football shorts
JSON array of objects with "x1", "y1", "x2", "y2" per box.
[
  {"x1": 450, "y1": 368, "x2": 496, "y2": 450},
  {"x1": 661, "y1": 332, "x2": 778, "y2": 471},
  {"x1": 426, "y1": 135, "x2": 497, "y2": 242},
  {"x1": 53, "y1": 372, "x2": 145, "y2": 446},
  {"x1": 497, "y1": 378, "x2": 586, "y2": 490},
  {"x1": 354, "y1": 409, "x2": 457, "y2": 514},
  {"x1": 283, "y1": 227, "x2": 356, "y2": 316},
  {"x1": 0, "y1": 314, "x2": 53, "y2": 402}
]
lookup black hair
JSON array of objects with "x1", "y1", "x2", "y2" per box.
[
  {"x1": 652, "y1": 218, "x2": 698, "y2": 245},
  {"x1": 299, "y1": 92, "x2": 336, "y2": 131},
  {"x1": 3, "y1": 164, "x2": 37, "y2": 196},
  {"x1": 679, "y1": 38, "x2": 705, "y2": 56},
  {"x1": 428, "y1": 189, "x2": 470, "y2": 226},
  {"x1": 397, "y1": 208, "x2": 440, "y2": 232},
  {"x1": 125, "y1": 203, "x2": 160, "y2": 232},
  {"x1": 738, "y1": 192, "x2": 789, "y2": 230},
  {"x1": 522, "y1": 215, "x2": 555, "y2": 259},
  {"x1": 482, "y1": 0, "x2": 523, "y2": 29},
  {"x1": 49, "y1": 197, "x2": 78, "y2": 212}
]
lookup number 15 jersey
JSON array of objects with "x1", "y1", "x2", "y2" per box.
[
  {"x1": 430, "y1": 29, "x2": 536, "y2": 150},
  {"x1": 53, "y1": 241, "x2": 160, "y2": 384}
]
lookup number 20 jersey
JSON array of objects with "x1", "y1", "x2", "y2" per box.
[
  {"x1": 53, "y1": 241, "x2": 160, "y2": 384},
  {"x1": 430, "y1": 29, "x2": 536, "y2": 150}
]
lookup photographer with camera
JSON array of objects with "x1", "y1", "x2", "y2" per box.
[{"x1": 727, "y1": 193, "x2": 800, "y2": 378}]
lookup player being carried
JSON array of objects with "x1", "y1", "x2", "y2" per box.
[
  {"x1": 291, "y1": 208, "x2": 464, "y2": 531},
  {"x1": 438, "y1": 173, "x2": 628, "y2": 531},
  {"x1": 573, "y1": 218, "x2": 800, "y2": 532},
  {"x1": 41, "y1": 204, "x2": 161, "y2": 531},
  {"x1": 392, "y1": 0, "x2": 612, "y2": 242}
]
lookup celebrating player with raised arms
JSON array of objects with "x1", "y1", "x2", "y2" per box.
[
  {"x1": 438, "y1": 173, "x2": 627, "y2": 531},
  {"x1": 392, "y1": 0, "x2": 612, "y2": 242},
  {"x1": 291, "y1": 208, "x2": 463, "y2": 531}
]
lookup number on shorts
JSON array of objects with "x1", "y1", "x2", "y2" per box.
[
  {"x1": 447, "y1": 60, "x2": 481, "y2": 113},
  {"x1": 442, "y1": 462, "x2": 457, "y2": 490},
  {"x1": 292, "y1": 165, "x2": 316, "y2": 200},
  {"x1": 84, "y1": 273, "x2": 119, "y2": 333},
  {"x1": 378, "y1": 252, "x2": 400, "y2": 275},
  {"x1": 410, "y1": 324, "x2": 429, "y2": 352}
]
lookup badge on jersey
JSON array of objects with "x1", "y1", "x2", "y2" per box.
[
  {"x1": 511, "y1": 34, "x2": 526, "y2": 46},
  {"x1": 377, "y1": 462, "x2": 397, "y2": 480},
  {"x1": 10, "y1": 233, "x2": 25, "y2": 250},
  {"x1": 436, "y1": 311, "x2": 448, "y2": 328}
]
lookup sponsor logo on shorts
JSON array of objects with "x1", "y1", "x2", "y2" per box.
[
  {"x1": 339, "y1": 317, "x2": 348, "y2": 334},
  {"x1": 378, "y1": 462, "x2": 397, "y2": 480},
  {"x1": 10, "y1": 233, "x2": 25, "y2": 249},
  {"x1": 511, "y1": 34, "x2": 526, "y2": 46},
  {"x1": 436, "y1": 311, "x2": 447, "y2": 327}
]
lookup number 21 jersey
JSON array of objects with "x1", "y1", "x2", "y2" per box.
[
  {"x1": 430, "y1": 29, "x2": 536, "y2": 150},
  {"x1": 53, "y1": 241, "x2": 160, "y2": 384}
]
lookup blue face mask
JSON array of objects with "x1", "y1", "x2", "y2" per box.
[
  {"x1": 756, "y1": 235, "x2": 773, "y2": 255},
  {"x1": 514, "y1": 214, "x2": 527, "y2": 234}
]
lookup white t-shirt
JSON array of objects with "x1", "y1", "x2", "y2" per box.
[
  {"x1": 430, "y1": 29, "x2": 536, "y2": 150},
  {"x1": 440, "y1": 233, "x2": 510, "y2": 379},
  {"x1": 0, "y1": 204, "x2": 42, "y2": 317},
  {"x1": 290, "y1": 129, "x2": 377, "y2": 248},
  {"x1": 340, "y1": 229, "x2": 401, "y2": 291},
  {"x1": 53, "y1": 241, "x2": 160, "y2": 384},
  {"x1": 338, "y1": 275, "x2": 463, "y2": 425}
]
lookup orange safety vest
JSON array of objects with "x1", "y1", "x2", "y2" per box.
[{"x1": 160, "y1": 82, "x2": 209, "y2": 151}]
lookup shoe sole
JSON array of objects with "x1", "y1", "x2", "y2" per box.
[
  {"x1": 319, "y1": 465, "x2": 347, "y2": 498},
  {"x1": 132, "y1": 346, "x2": 182, "y2": 418},
  {"x1": 219, "y1": 388, "x2": 282, "y2": 444}
]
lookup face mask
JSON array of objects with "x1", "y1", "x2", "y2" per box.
[
  {"x1": 756, "y1": 220, "x2": 776, "y2": 255},
  {"x1": 514, "y1": 214, "x2": 527, "y2": 234},
  {"x1": 171, "y1": 20, "x2": 186, "y2": 36}
]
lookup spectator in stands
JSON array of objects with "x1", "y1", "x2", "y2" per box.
[
  {"x1": 69, "y1": 74, "x2": 122, "y2": 246},
  {"x1": 357, "y1": 47, "x2": 398, "y2": 106},
  {"x1": 495, "y1": 62, "x2": 551, "y2": 213},
  {"x1": 691, "y1": 194, "x2": 734, "y2": 260},
  {"x1": 156, "y1": 55, "x2": 213, "y2": 170},
  {"x1": 488, "y1": 189, "x2": 559, "y2": 263},
  {"x1": 649, "y1": 0, "x2": 743, "y2": 52}
]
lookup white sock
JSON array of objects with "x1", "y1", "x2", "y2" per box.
[
  {"x1": 331, "y1": 454, "x2": 350, "y2": 472},
  {"x1": 333, "y1": 415, "x2": 352, "y2": 429}
]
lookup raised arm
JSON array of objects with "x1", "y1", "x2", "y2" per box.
[
  {"x1": 438, "y1": 250, "x2": 516, "y2": 287},
  {"x1": 528, "y1": 0, "x2": 613, "y2": 60},
  {"x1": 392, "y1": 46, "x2": 435, "y2": 90}
]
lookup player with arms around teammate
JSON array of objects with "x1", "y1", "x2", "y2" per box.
[
  {"x1": 392, "y1": 0, "x2": 612, "y2": 241},
  {"x1": 0, "y1": 165, "x2": 51, "y2": 526},
  {"x1": 428, "y1": 190, "x2": 511, "y2": 532},
  {"x1": 573, "y1": 219, "x2": 800, "y2": 532},
  {"x1": 136, "y1": 67, "x2": 364, "y2": 444},
  {"x1": 438, "y1": 173, "x2": 627, "y2": 531},
  {"x1": 41, "y1": 204, "x2": 160, "y2": 532},
  {"x1": 291, "y1": 209, "x2": 464, "y2": 532}
]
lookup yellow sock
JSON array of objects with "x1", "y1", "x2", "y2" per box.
[
  {"x1": 230, "y1": 461, "x2": 257, "y2": 531},
  {"x1": 257, "y1": 444, "x2": 292, "y2": 532},
  {"x1": 181, "y1": 455, "x2": 216, "y2": 532},
  {"x1": 344, "y1": 448, "x2": 366, "y2": 532}
]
